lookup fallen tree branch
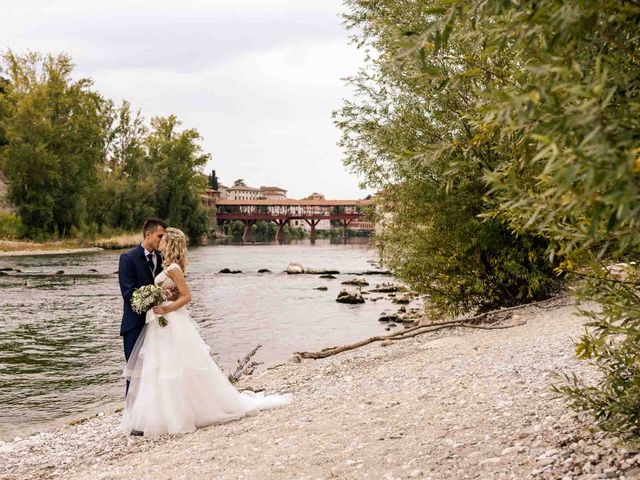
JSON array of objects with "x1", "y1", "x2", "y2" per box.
[
  {"x1": 229, "y1": 344, "x2": 262, "y2": 383},
  {"x1": 457, "y1": 320, "x2": 528, "y2": 330},
  {"x1": 294, "y1": 295, "x2": 567, "y2": 359}
]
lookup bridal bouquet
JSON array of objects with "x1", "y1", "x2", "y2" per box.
[{"x1": 131, "y1": 285, "x2": 169, "y2": 327}]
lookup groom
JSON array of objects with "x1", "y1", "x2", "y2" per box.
[{"x1": 118, "y1": 218, "x2": 168, "y2": 395}]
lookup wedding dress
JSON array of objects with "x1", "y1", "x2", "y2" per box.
[{"x1": 121, "y1": 263, "x2": 292, "y2": 437}]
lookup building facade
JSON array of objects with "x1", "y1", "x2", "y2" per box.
[
  {"x1": 259, "y1": 186, "x2": 287, "y2": 199},
  {"x1": 224, "y1": 181, "x2": 264, "y2": 200}
]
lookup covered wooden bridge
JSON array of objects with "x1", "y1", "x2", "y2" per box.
[{"x1": 214, "y1": 198, "x2": 372, "y2": 241}]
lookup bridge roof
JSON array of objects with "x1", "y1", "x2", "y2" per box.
[{"x1": 215, "y1": 199, "x2": 371, "y2": 206}]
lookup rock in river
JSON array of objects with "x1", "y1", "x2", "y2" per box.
[
  {"x1": 370, "y1": 283, "x2": 404, "y2": 293},
  {"x1": 219, "y1": 268, "x2": 242, "y2": 274},
  {"x1": 392, "y1": 294, "x2": 413, "y2": 304},
  {"x1": 341, "y1": 277, "x2": 370, "y2": 287},
  {"x1": 336, "y1": 289, "x2": 365, "y2": 304},
  {"x1": 379, "y1": 312, "x2": 399, "y2": 322},
  {"x1": 286, "y1": 262, "x2": 305, "y2": 274}
]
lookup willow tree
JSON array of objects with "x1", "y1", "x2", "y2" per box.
[
  {"x1": 339, "y1": 0, "x2": 640, "y2": 439},
  {"x1": 336, "y1": 1, "x2": 559, "y2": 316},
  {"x1": 450, "y1": 0, "x2": 640, "y2": 440}
]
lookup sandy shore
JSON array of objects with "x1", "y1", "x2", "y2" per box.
[
  {"x1": 0, "y1": 233, "x2": 141, "y2": 256},
  {"x1": 0, "y1": 247, "x2": 103, "y2": 257},
  {"x1": 0, "y1": 239, "x2": 105, "y2": 256},
  {"x1": 1, "y1": 299, "x2": 638, "y2": 480}
]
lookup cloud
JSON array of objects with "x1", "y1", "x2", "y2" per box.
[{"x1": 1, "y1": 0, "x2": 370, "y2": 199}]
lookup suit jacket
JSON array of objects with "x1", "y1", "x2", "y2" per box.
[{"x1": 118, "y1": 244, "x2": 164, "y2": 336}]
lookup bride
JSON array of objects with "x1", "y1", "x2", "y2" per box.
[{"x1": 121, "y1": 227, "x2": 292, "y2": 437}]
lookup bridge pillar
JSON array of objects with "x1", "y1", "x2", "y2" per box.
[
  {"x1": 304, "y1": 219, "x2": 321, "y2": 242},
  {"x1": 341, "y1": 219, "x2": 353, "y2": 242},
  {"x1": 242, "y1": 220, "x2": 256, "y2": 242},
  {"x1": 274, "y1": 219, "x2": 289, "y2": 243}
]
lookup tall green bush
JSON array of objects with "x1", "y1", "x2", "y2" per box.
[
  {"x1": 0, "y1": 213, "x2": 24, "y2": 238},
  {"x1": 337, "y1": 0, "x2": 560, "y2": 316},
  {"x1": 339, "y1": 0, "x2": 640, "y2": 439}
]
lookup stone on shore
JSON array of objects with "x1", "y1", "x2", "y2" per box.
[{"x1": 3, "y1": 301, "x2": 636, "y2": 480}]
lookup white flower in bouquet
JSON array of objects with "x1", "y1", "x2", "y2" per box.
[{"x1": 131, "y1": 284, "x2": 169, "y2": 327}]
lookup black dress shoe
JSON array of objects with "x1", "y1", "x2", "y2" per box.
[{"x1": 130, "y1": 430, "x2": 144, "y2": 436}]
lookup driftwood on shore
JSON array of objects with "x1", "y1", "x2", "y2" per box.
[
  {"x1": 228, "y1": 344, "x2": 263, "y2": 383},
  {"x1": 294, "y1": 296, "x2": 570, "y2": 360}
]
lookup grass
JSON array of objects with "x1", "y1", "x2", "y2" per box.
[
  {"x1": 0, "y1": 232, "x2": 141, "y2": 253},
  {"x1": 92, "y1": 233, "x2": 141, "y2": 250}
]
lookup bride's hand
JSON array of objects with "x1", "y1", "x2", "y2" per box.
[
  {"x1": 164, "y1": 286, "x2": 180, "y2": 301},
  {"x1": 153, "y1": 306, "x2": 168, "y2": 314}
]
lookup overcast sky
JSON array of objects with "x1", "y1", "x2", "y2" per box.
[{"x1": 0, "y1": 0, "x2": 370, "y2": 199}]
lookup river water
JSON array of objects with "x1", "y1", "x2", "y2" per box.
[{"x1": 0, "y1": 240, "x2": 404, "y2": 441}]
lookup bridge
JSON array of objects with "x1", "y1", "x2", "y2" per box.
[{"x1": 213, "y1": 198, "x2": 373, "y2": 242}]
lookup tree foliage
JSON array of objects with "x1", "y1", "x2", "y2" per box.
[
  {"x1": 338, "y1": 0, "x2": 640, "y2": 439},
  {"x1": 0, "y1": 51, "x2": 212, "y2": 241},
  {"x1": 208, "y1": 169, "x2": 219, "y2": 190},
  {"x1": 0, "y1": 51, "x2": 108, "y2": 236},
  {"x1": 336, "y1": 0, "x2": 560, "y2": 316},
  {"x1": 146, "y1": 115, "x2": 210, "y2": 241}
]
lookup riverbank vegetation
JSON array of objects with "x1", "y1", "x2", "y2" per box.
[
  {"x1": 222, "y1": 219, "x2": 371, "y2": 242},
  {"x1": 0, "y1": 51, "x2": 210, "y2": 243},
  {"x1": 338, "y1": 0, "x2": 639, "y2": 442}
]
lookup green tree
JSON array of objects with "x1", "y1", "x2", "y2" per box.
[
  {"x1": 146, "y1": 115, "x2": 209, "y2": 242},
  {"x1": 336, "y1": 1, "x2": 559, "y2": 316},
  {"x1": 253, "y1": 220, "x2": 276, "y2": 240},
  {"x1": 88, "y1": 100, "x2": 156, "y2": 232},
  {"x1": 437, "y1": 0, "x2": 640, "y2": 439},
  {"x1": 341, "y1": 0, "x2": 640, "y2": 440},
  {"x1": 208, "y1": 169, "x2": 219, "y2": 190},
  {"x1": 226, "y1": 220, "x2": 245, "y2": 239},
  {"x1": 0, "y1": 51, "x2": 108, "y2": 236},
  {"x1": 0, "y1": 75, "x2": 9, "y2": 149}
]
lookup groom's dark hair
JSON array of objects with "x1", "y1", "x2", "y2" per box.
[{"x1": 142, "y1": 218, "x2": 168, "y2": 235}]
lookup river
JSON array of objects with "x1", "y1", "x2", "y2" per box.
[{"x1": 0, "y1": 239, "x2": 408, "y2": 441}]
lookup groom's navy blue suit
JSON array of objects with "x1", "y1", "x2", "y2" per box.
[{"x1": 118, "y1": 244, "x2": 163, "y2": 393}]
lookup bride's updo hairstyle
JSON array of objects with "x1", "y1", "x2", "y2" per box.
[{"x1": 160, "y1": 227, "x2": 189, "y2": 272}]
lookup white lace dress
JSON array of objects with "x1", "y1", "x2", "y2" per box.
[{"x1": 121, "y1": 263, "x2": 292, "y2": 437}]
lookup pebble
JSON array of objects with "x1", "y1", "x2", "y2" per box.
[{"x1": 0, "y1": 301, "x2": 635, "y2": 480}]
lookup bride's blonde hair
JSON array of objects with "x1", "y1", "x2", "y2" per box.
[{"x1": 160, "y1": 227, "x2": 188, "y2": 271}]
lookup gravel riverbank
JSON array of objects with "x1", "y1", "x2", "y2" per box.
[{"x1": 1, "y1": 299, "x2": 638, "y2": 479}]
